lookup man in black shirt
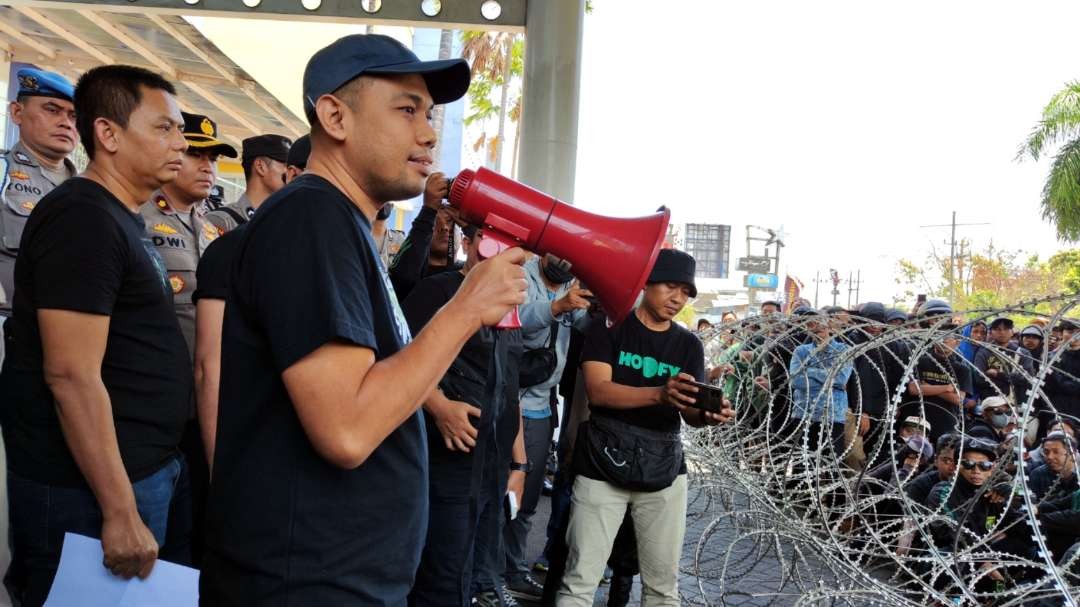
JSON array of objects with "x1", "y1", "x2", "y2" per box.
[
  {"x1": 200, "y1": 34, "x2": 527, "y2": 605},
  {"x1": 974, "y1": 317, "x2": 1017, "y2": 399},
  {"x1": 0, "y1": 65, "x2": 191, "y2": 606},
  {"x1": 906, "y1": 433, "x2": 960, "y2": 504},
  {"x1": 558, "y1": 249, "x2": 733, "y2": 606},
  {"x1": 902, "y1": 301, "x2": 973, "y2": 444},
  {"x1": 190, "y1": 227, "x2": 243, "y2": 470},
  {"x1": 403, "y1": 226, "x2": 526, "y2": 606},
  {"x1": 389, "y1": 173, "x2": 457, "y2": 301}
]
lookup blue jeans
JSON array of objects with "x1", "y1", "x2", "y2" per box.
[{"x1": 6, "y1": 456, "x2": 186, "y2": 607}]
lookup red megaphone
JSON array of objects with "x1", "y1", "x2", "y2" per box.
[{"x1": 448, "y1": 167, "x2": 670, "y2": 325}]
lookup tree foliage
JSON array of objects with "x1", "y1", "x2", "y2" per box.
[
  {"x1": 895, "y1": 242, "x2": 1080, "y2": 314},
  {"x1": 1018, "y1": 81, "x2": 1080, "y2": 241}
]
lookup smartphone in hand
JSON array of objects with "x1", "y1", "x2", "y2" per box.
[{"x1": 684, "y1": 381, "x2": 726, "y2": 413}]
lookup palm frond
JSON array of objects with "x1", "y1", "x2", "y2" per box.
[
  {"x1": 1040, "y1": 138, "x2": 1080, "y2": 241},
  {"x1": 1017, "y1": 81, "x2": 1080, "y2": 161}
]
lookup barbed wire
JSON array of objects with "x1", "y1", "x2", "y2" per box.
[{"x1": 683, "y1": 294, "x2": 1080, "y2": 606}]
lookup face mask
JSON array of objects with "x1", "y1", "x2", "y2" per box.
[
  {"x1": 376, "y1": 204, "x2": 393, "y2": 221},
  {"x1": 990, "y1": 413, "x2": 1010, "y2": 429},
  {"x1": 542, "y1": 256, "x2": 574, "y2": 284}
]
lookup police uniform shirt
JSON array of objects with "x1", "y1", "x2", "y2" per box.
[
  {"x1": 0, "y1": 141, "x2": 76, "y2": 312},
  {"x1": 141, "y1": 192, "x2": 219, "y2": 358},
  {"x1": 203, "y1": 193, "x2": 255, "y2": 235},
  {"x1": 376, "y1": 227, "x2": 406, "y2": 268}
]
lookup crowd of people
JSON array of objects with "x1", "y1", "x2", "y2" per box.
[
  {"x1": 0, "y1": 33, "x2": 736, "y2": 607},
  {"x1": 699, "y1": 298, "x2": 1080, "y2": 604},
  {"x1": 0, "y1": 30, "x2": 1076, "y2": 607}
]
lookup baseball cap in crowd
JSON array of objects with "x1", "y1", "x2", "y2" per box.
[
  {"x1": 646, "y1": 249, "x2": 697, "y2": 297},
  {"x1": 243, "y1": 134, "x2": 291, "y2": 164},
  {"x1": 886, "y1": 308, "x2": 908, "y2": 323},
  {"x1": 962, "y1": 437, "x2": 1000, "y2": 461},
  {"x1": 1042, "y1": 431, "x2": 1075, "y2": 449},
  {"x1": 1020, "y1": 325, "x2": 1043, "y2": 338},
  {"x1": 902, "y1": 416, "x2": 932, "y2": 433},
  {"x1": 287, "y1": 134, "x2": 311, "y2": 169},
  {"x1": 920, "y1": 299, "x2": 953, "y2": 317},
  {"x1": 303, "y1": 33, "x2": 471, "y2": 123},
  {"x1": 980, "y1": 396, "x2": 1011, "y2": 412},
  {"x1": 904, "y1": 435, "x2": 935, "y2": 461},
  {"x1": 16, "y1": 68, "x2": 74, "y2": 102},
  {"x1": 859, "y1": 301, "x2": 886, "y2": 323},
  {"x1": 180, "y1": 112, "x2": 237, "y2": 158},
  {"x1": 989, "y1": 317, "x2": 1014, "y2": 330}
]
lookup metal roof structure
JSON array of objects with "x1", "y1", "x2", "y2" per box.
[{"x1": 0, "y1": 5, "x2": 309, "y2": 146}]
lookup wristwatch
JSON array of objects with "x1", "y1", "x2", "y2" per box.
[{"x1": 509, "y1": 461, "x2": 530, "y2": 473}]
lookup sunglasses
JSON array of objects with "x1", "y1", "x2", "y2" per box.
[{"x1": 960, "y1": 459, "x2": 994, "y2": 471}]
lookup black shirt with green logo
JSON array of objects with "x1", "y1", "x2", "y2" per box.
[{"x1": 580, "y1": 312, "x2": 705, "y2": 433}]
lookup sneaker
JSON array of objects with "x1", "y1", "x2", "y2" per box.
[
  {"x1": 473, "y1": 591, "x2": 500, "y2": 607},
  {"x1": 533, "y1": 556, "x2": 549, "y2": 572},
  {"x1": 499, "y1": 586, "x2": 522, "y2": 607},
  {"x1": 505, "y1": 574, "x2": 543, "y2": 600}
]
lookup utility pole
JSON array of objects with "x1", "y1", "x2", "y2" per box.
[
  {"x1": 829, "y1": 268, "x2": 840, "y2": 307},
  {"x1": 847, "y1": 271, "x2": 854, "y2": 308},
  {"x1": 919, "y1": 211, "x2": 990, "y2": 307},
  {"x1": 854, "y1": 269, "x2": 862, "y2": 306},
  {"x1": 814, "y1": 270, "x2": 820, "y2": 308}
]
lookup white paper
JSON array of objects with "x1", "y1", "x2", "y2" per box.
[
  {"x1": 44, "y1": 533, "x2": 199, "y2": 607},
  {"x1": 507, "y1": 492, "x2": 519, "y2": 520}
]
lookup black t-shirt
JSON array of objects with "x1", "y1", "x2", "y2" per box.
[
  {"x1": 900, "y1": 352, "x2": 973, "y2": 443},
  {"x1": 1, "y1": 177, "x2": 191, "y2": 486},
  {"x1": 201, "y1": 174, "x2": 425, "y2": 605},
  {"x1": 580, "y1": 312, "x2": 705, "y2": 432},
  {"x1": 401, "y1": 270, "x2": 522, "y2": 484},
  {"x1": 191, "y1": 226, "x2": 243, "y2": 303}
]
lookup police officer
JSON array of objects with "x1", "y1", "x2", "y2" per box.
[
  {"x1": 141, "y1": 111, "x2": 236, "y2": 357},
  {"x1": 204, "y1": 133, "x2": 290, "y2": 234},
  {"x1": 141, "y1": 111, "x2": 236, "y2": 567},
  {"x1": 373, "y1": 202, "x2": 406, "y2": 268},
  {"x1": 0, "y1": 68, "x2": 77, "y2": 341},
  {"x1": 284, "y1": 133, "x2": 310, "y2": 184}
]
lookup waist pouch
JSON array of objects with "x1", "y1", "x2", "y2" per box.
[{"x1": 582, "y1": 414, "x2": 682, "y2": 492}]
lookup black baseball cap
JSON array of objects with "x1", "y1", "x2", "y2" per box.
[
  {"x1": 243, "y1": 134, "x2": 291, "y2": 164},
  {"x1": 302, "y1": 34, "x2": 471, "y2": 123},
  {"x1": 287, "y1": 134, "x2": 311, "y2": 169},
  {"x1": 961, "y1": 437, "x2": 999, "y2": 461},
  {"x1": 989, "y1": 317, "x2": 1014, "y2": 330},
  {"x1": 647, "y1": 249, "x2": 697, "y2": 298}
]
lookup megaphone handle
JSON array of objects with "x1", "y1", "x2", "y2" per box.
[
  {"x1": 496, "y1": 306, "x2": 522, "y2": 329},
  {"x1": 475, "y1": 233, "x2": 523, "y2": 330}
]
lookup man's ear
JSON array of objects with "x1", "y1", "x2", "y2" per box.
[
  {"x1": 314, "y1": 95, "x2": 350, "y2": 143},
  {"x1": 94, "y1": 117, "x2": 121, "y2": 154},
  {"x1": 9, "y1": 101, "x2": 23, "y2": 126}
]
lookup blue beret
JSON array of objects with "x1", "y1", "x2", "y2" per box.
[{"x1": 16, "y1": 68, "x2": 74, "y2": 102}]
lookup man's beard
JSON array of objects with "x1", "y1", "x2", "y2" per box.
[{"x1": 366, "y1": 170, "x2": 423, "y2": 204}]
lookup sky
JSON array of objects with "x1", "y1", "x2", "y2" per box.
[{"x1": 191, "y1": 0, "x2": 1080, "y2": 305}]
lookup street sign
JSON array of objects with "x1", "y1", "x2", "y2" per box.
[
  {"x1": 737, "y1": 256, "x2": 772, "y2": 273},
  {"x1": 744, "y1": 274, "x2": 779, "y2": 289}
]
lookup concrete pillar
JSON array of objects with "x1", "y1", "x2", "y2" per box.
[{"x1": 517, "y1": 0, "x2": 584, "y2": 203}]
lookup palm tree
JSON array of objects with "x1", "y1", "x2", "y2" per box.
[
  {"x1": 460, "y1": 31, "x2": 522, "y2": 173},
  {"x1": 430, "y1": 29, "x2": 454, "y2": 152},
  {"x1": 1018, "y1": 81, "x2": 1080, "y2": 241}
]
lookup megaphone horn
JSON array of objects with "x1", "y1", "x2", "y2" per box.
[{"x1": 447, "y1": 168, "x2": 670, "y2": 325}]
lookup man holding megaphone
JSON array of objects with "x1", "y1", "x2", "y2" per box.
[{"x1": 200, "y1": 35, "x2": 528, "y2": 605}]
